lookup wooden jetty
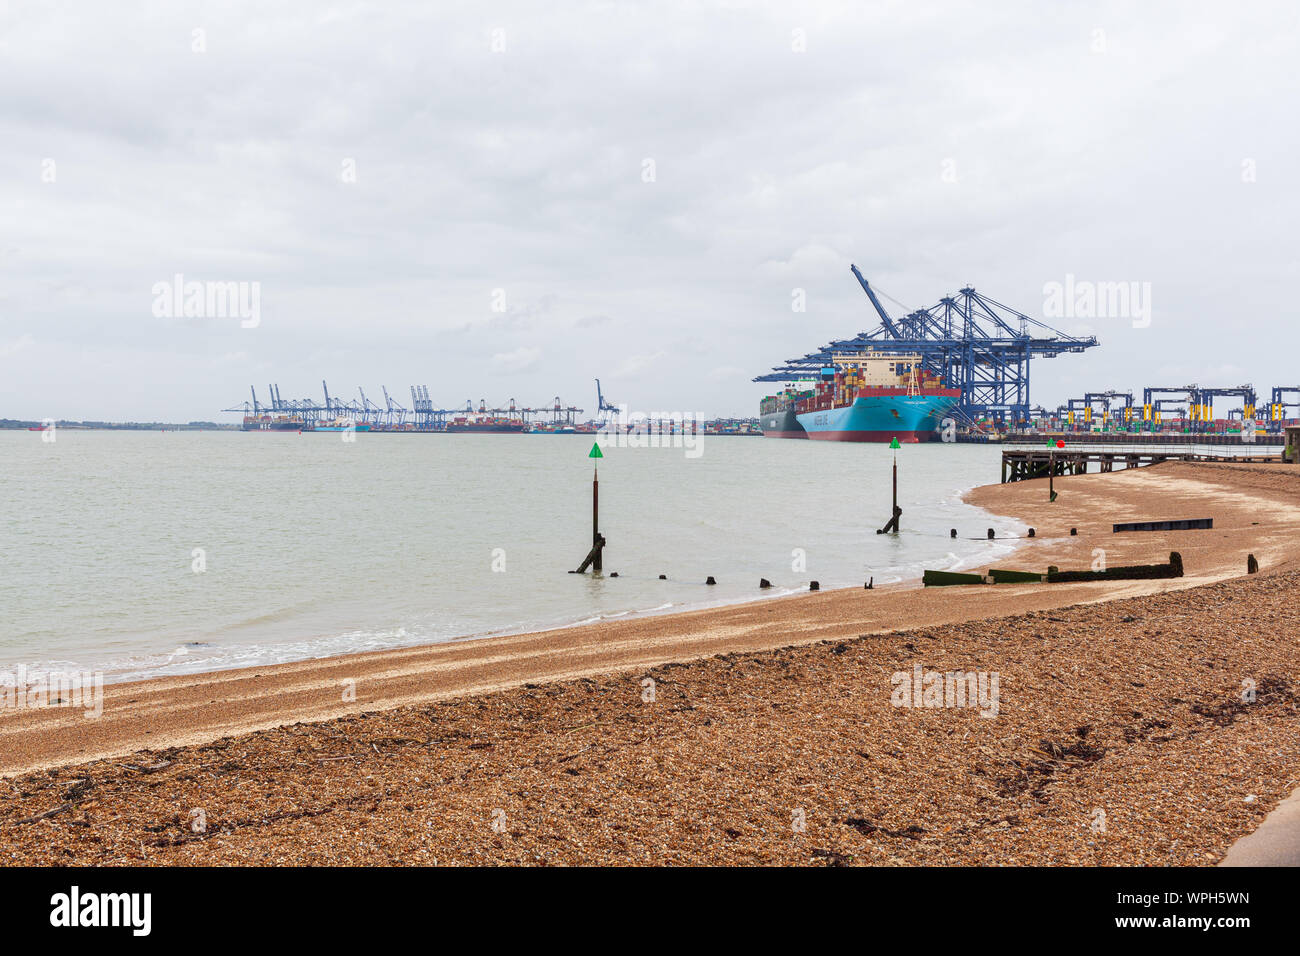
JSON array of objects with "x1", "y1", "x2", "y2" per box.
[
  {"x1": 1002, "y1": 431, "x2": 1284, "y2": 446},
  {"x1": 1001, "y1": 447, "x2": 1284, "y2": 483}
]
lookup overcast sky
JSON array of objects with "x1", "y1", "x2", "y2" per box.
[{"x1": 2, "y1": 1, "x2": 1297, "y2": 422}]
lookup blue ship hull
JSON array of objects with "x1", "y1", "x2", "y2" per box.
[{"x1": 796, "y1": 393, "x2": 959, "y2": 442}]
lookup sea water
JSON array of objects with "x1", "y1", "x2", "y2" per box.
[{"x1": 0, "y1": 431, "x2": 1024, "y2": 683}]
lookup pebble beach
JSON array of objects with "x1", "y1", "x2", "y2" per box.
[{"x1": 3, "y1": 460, "x2": 1298, "y2": 865}]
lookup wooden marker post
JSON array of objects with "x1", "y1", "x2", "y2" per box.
[
  {"x1": 592, "y1": 447, "x2": 601, "y2": 572},
  {"x1": 877, "y1": 437, "x2": 902, "y2": 534},
  {"x1": 575, "y1": 442, "x2": 606, "y2": 573}
]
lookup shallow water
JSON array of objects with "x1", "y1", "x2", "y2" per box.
[{"x1": 0, "y1": 431, "x2": 1023, "y2": 682}]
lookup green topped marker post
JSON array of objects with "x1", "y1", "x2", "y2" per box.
[
  {"x1": 575, "y1": 442, "x2": 606, "y2": 573},
  {"x1": 876, "y1": 436, "x2": 903, "y2": 534}
]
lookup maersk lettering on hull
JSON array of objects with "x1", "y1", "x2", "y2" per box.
[
  {"x1": 805, "y1": 429, "x2": 936, "y2": 442},
  {"x1": 796, "y1": 394, "x2": 959, "y2": 443}
]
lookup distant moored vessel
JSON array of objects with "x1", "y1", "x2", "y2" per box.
[
  {"x1": 314, "y1": 417, "x2": 372, "y2": 432},
  {"x1": 243, "y1": 414, "x2": 305, "y2": 431},
  {"x1": 444, "y1": 417, "x2": 528, "y2": 433}
]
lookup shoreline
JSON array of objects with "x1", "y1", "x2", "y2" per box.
[
  {"x1": 3, "y1": 460, "x2": 1300, "y2": 865},
  {"x1": 3, "y1": 460, "x2": 1294, "y2": 779},
  {"x1": 13, "y1": 473, "x2": 1029, "y2": 689}
]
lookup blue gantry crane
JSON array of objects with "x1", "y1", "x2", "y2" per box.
[
  {"x1": 1086, "y1": 390, "x2": 1134, "y2": 428},
  {"x1": 1268, "y1": 387, "x2": 1300, "y2": 432},
  {"x1": 754, "y1": 265, "x2": 1099, "y2": 425},
  {"x1": 595, "y1": 378, "x2": 620, "y2": 423},
  {"x1": 1056, "y1": 391, "x2": 1135, "y2": 430},
  {"x1": 381, "y1": 386, "x2": 407, "y2": 426},
  {"x1": 1191, "y1": 385, "x2": 1256, "y2": 432},
  {"x1": 1138, "y1": 384, "x2": 1257, "y2": 432},
  {"x1": 1139, "y1": 386, "x2": 1195, "y2": 430},
  {"x1": 228, "y1": 382, "x2": 579, "y2": 430}
]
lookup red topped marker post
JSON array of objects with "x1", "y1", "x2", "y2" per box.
[{"x1": 1049, "y1": 438, "x2": 1063, "y2": 502}]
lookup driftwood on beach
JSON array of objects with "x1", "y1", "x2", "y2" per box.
[{"x1": 1046, "y1": 551, "x2": 1184, "y2": 583}]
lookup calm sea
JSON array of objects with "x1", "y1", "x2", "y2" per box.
[{"x1": 1, "y1": 431, "x2": 1023, "y2": 683}]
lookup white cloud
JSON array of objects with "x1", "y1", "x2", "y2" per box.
[
  {"x1": 707, "y1": 365, "x2": 749, "y2": 382},
  {"x1": 615, "y1": 351, "x2": 668, "y2": 378},
  {"x1": 760, "y1": 243, "x2": 848, "y2": 279},
  {"x1": 490, "y1": 346, "x2": 542, "y2": 373},
  {"x1": 0, "y1": 335, "x2": 35, "y2": 358}
]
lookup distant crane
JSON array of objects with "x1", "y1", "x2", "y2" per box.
[
  {"x1": 1084, "y1": 390, "x2": 1134, "y2": 428},
  {"x1": 595, "y1": 378, "x2": 621, "y2": 424},
  {"x1": 357, "y1": 387, "x2": 386, "y2": 424},
  {"x1": 226, "y1": 383, "x2": 576, "y2": 431},
  {"x1": 1063, "y1": 397, "x2": 1091, "y2": 429},
  {"x1": 550, "y1": 396, "x2": 582, "y2": 426},
  {"x1": 381, "y1": 386, "x2": 407, "y2": 427},
  {"x1": 410, "y1": 385, "x2": 439, "y2": 428},
  {"x1": 1141, "y1": 386, "x2": 1198, "y2": 430},
  {"x1": 1191, "y1": 385, "x2": 1256, "y2": 432},
  {"x1": 1268, "y1": 387, "x2": 1300, "y2": 432}
]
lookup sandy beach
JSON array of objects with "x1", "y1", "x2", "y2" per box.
[{"x1": 3, "y1": 460, "x2": 1299, "y2": 865}]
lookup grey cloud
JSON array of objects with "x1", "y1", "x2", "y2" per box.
[{"x1": 0, "y1": 1, "x2": 1296, "y2": 420}]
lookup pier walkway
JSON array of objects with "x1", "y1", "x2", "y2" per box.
[{"x1": 1000, "y1": 444, "x2": 1284, "y2": 483}]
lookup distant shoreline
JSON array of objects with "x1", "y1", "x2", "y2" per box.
[{"x1": 0, "y1": 420, "x2": 236, "y2": 431}]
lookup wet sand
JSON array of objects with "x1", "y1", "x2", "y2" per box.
[{"x1": 2, "y1": 460, "x2": 1298, "y2": 864}]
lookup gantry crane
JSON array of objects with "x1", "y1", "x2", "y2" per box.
[
  {"x1": 755, "y1": 265, "x2": 1099, "y2": 425},
  {"x1": 1267, "y1": 387, "x2": 1300, "y2": 432},
  {"x1": 595, "y1": 378, "x2": 621, "y2": 423}
]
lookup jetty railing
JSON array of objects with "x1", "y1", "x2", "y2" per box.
[
  {"x1": 1000, "y1": 443, "x2": 1284, "y2": 483},
  {"x1": 1002, "y1": 431, "x2": 1284, "y2": 446}
]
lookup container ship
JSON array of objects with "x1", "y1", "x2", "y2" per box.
[
  {"x1": 760, "y1": 352, "x2": 960, "y2": 442},
  {"x1": 314, "y1": 417, "x2": 372, "y2": 432},
  {"x1": 445, "y1": 416, "x2": 527, "y2": 434},
  {"x1": 759, "y1": 387, "x2": 812, "y2": 438},
  {"x1": 242, "y1": 414, "x2": 306, "y2": 431}
]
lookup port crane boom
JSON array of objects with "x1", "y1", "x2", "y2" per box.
[
  {"x1": 757, "y1": 265, "x2": 1100, "y2": 424},
  {"x1": 850, "y1": 265, "x2": 900, "y2": 338}
]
